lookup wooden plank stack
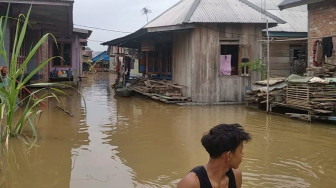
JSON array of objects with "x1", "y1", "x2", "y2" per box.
[
  {"x1": 129, "y1": 78, "x2": 191, "y2": 104},
  {"x1": 246, "y1": 89, "x2": 285, "y2": 104},
  {"x1": 246, "y1": 78, "x2": 287, "y2": 105},
  {"x1": 306, "y1": 63, "x2": 336, "y2": 77},
  {"x1": 286, "y1": 83, "x2": 336, "y2": 113}
]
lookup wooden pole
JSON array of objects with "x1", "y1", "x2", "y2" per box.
[{"x1": 265, "y1": 0, "x2": 270, "y2": 113}]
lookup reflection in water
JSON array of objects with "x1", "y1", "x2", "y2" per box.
[
  {"x1": 0, "y1": 86, "x2": 89, "y2": 188},
  {"x1": 1, "y1": 72, "x2": 336, "y2": 188}
]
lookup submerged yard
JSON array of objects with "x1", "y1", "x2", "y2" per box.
[{"x1": 1, "y1": 72, "x2": 336, "y2": 188}]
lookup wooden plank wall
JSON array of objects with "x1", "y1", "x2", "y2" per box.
[
  {"x1": 216, "y1": 24, "x2": 261, "y2": 102},
  {"x1": 190, "y1": 24, "x2": 219, "y2": 103},
  {"x1": 172, "y1": 24, "x2": 263, "y2": 103},
  {"x1": 269, "y1": 42, "x2": 290, "y2": 77},
  {"x1": 217, "y1": 76, "x2": 250, "y2": 102},
  {"x1": 172, "y1": 31, "x2": 192, "y2": 97}
]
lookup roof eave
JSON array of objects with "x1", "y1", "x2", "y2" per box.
[
  {"x1": 73, "y1": 28, "x2": 92, "y2": 38},
  {"x1": 146, "y1": 24, "x2": 196, "y2": 33},
  {"x1": 266, "y1": 31, "x2": 308, "y2": 37},
  {"x1": 278, "y1": 0, "x2": 323, "y2": 10},
  {"x1": 101, "y1": 29, "x2": 147, "y2": 47}
]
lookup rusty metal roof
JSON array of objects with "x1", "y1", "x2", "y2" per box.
[
  {"x1": 144, "y1": 0, "x2": 285, "y2": 29},
  {"x1": 248, "y1": 0, "x2": 307, "y2": 32}
]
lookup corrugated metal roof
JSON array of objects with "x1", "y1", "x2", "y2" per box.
[
  {"x1": 145, "y1": 0, "x2": 283, "y2": 29},
  {"x1": 189, "y1": 0, "x2": 278, "y2": 23},
  {"x1": 248, "y1": 0, "x2": 307, "y2": 32},
  {"x1": 104, "y1": 0, "x2": 290, "y2": 47},
  {"x1": 144, "y1": 0, "x2": 196, "y2": 28}
]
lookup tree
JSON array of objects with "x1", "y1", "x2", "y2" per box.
[{"x1": 141, "y1": 7, "x2": 152, "y2": 23}]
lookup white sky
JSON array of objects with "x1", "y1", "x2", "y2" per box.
[{"x1": 73, "y1": 0, "x2": 181, "y2": 52}]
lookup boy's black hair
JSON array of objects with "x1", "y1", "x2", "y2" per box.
[{"x1": 201, "y1": 124, "x2": 251, "y2": 158}]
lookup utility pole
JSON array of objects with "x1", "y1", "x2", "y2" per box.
[{"x1": 265, "y1": 0, "x2": 270, "y2": 113}]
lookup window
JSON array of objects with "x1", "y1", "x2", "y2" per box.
[
  {"x1": 143, "y1": 49, "x2": 172, "y2": 75},
  {"x1": 289, "y1": 46, "x2": 306, "y2": 75},
  {"x1": 220, "y1": 45, "x2": 239, "y2": 75},
  {"x1": 10, "y1": 26, "x2": 35, "y2": 65},
  {"x1": 53, "y1": 42, "x2": 72, "y2": 67}
]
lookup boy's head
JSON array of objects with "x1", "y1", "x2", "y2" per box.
[{"x1": 201, "y1": 124, "x2": 251, "y2": 158}]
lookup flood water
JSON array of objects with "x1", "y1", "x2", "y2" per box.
[{"x1": 1, "y1": 72, "x2": 336, "y2": 188}]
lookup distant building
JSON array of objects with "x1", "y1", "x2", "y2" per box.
[
  {"x1": 82, "y1": 47, "x2": 93, "y2": 72},
  {"x1": 279, "y1": 0, "x2": 336, "y2": 66},
  {"x1": 103, "y1": 0, "x2": 285, "y2": 103},
  {"x1": 92, "y1": 51, "x2": 109, "y2": 72},
  {"x1": 249, "y1": 0, "x2": 308, "y2": 77},
  {"x1": 0, "y1": 0, "x2": 91, "y2": 83}
]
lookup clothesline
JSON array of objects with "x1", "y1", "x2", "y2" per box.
[
  {"x1": 312, "y1": 34, "x2": 336, "y2": 39},
  {"x1": 258, "y1": 37, "x2": 307, "y2": 42}
]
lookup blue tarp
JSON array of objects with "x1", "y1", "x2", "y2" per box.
[{"x1": 92, "y1": 51, "x2": 109, "y2": 62}]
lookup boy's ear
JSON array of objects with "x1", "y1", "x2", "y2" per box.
[
  {"x1": 226, "y1": 151, "x2": 232, "y2": 161},
  {"x1": 220, "y1": 151, "x2": 231, "y2": 161}
]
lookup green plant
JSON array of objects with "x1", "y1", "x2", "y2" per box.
[
  {"x1": 84, "y1": 56, "x2": 102, "y2": 73},
  {"x1": 0, "y1": 5, "x2": 61, "y2": 143},
  {"x1": 239, "y1": 59, "x2": 267, "y2": 80}
]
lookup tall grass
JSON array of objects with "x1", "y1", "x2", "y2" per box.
[{"x1": 0, "y1": 5, "x2": 60, "y2": 143}]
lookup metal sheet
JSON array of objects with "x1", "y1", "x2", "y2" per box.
[
  {"x1": 248, "y1": 0, "x2": 308, "y2": 32},
  {"x1": 189, "y1": 0, "x2": 278, "y2": 23},
  {"x1": 144, "y1": 0, "x2": 195, "y2": 28},
  {"x1": 145, "y1": 0, "x2": 281, "y2": 29}
]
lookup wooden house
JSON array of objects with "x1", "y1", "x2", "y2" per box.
[
  {"x1": 103, "y1": 0, "x2": 285, "y2": 103},
  {"x1": 249, "y1": 0, "x2": 308, "y2": 77},
  {"x1": 0, "y1": 0, "x2": 91, "y2": 83},
  {"x1": 279, "y1": 0, "x2": 336, "y2": 66}
]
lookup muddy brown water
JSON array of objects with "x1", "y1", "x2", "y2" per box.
[{"x1": 1, "y1": 72, "x2": 336, "y2": 188}]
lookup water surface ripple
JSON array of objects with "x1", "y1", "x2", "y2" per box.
[{"x1": 1, "y1": 73, "x2": 335, "y2": 188}]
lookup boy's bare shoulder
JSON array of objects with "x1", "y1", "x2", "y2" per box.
[{"x1": 177, "y1": 172, "x2": 200, "y2": 188}]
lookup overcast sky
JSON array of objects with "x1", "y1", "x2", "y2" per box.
[{"x1": 73, "y1": 0, "x2": 180, "y2": 52}]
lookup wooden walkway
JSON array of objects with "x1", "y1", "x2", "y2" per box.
[{"x1": 129, "y1": 86, "x2": 191, "y2": 104}]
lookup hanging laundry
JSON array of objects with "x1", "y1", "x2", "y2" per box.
[
  {"x1": 322, "y1": 37, "x2": 333, "y2": 57},
  {"x1": 220, "y1": 55, "x2": 232, "y2": 75},
  {"x1": 312, "y1": 40, "x2": 323, "y2": 66}
]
